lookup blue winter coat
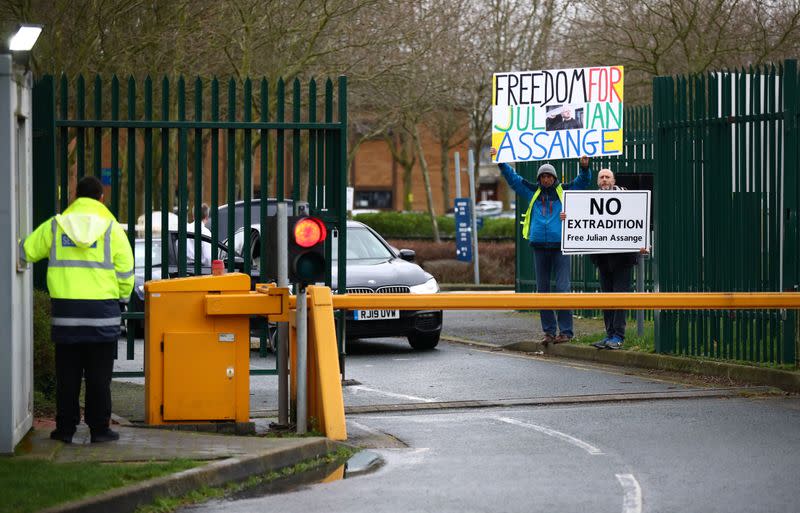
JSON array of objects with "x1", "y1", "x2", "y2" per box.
[{"x1": 499, "y1": 162, "x2": 592, "y2": 248}]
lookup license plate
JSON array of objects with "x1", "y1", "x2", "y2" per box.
[{"x1": 353, "y1": 309, "x2": 400, "y2": 321}]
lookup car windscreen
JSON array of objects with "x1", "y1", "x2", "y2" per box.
[
  {"x1": 134, "y1": 239, "x2": 162, "y2": 267},
  {"x1": 332, "y1": 227, "x2": 394, "y2": 261}
]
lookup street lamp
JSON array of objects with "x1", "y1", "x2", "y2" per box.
[
  {"x1": 8, "y1": 24, "x2": 42, "y2": 52},
  {"x1": 4, "y1": 24, "x2": 42, "y2": 69}
]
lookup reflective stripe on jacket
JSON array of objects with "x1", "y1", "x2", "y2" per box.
[{"x1": 21, "y1": 197, "x2": 134, "y2": 343}]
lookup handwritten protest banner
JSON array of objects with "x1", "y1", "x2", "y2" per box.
[
  {"x1": 561, "y1": 190, "x2": 650, "y2": 254},
  {"x1": 492, "y1": 66, "x2": 624, "y2": 163}
]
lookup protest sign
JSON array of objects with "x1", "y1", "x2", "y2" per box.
[
  {"x1": 561, "y1": 190, "x2": 650, "y2": 254},
  {"x1": 492, "y1": 66, "x2": 624, "y2": 163}
]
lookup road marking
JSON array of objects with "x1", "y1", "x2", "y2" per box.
[
  {"x1": 348, "y1": 385, "x2": 437, "y2": 403},
  {"x1": 348, "y1": 420, "x2": 385, "y2": 436},
  {"x1": 615, "y1": 474, "x2": 643, "y2": 513},
  {"x1": 495, "y1": 416, "x2": 603, "y2": 455},
  {"x1": 374, "y1": 447, "x2": 431, "y2": 466}
]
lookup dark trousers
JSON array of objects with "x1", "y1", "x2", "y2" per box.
[
  {"x1": 598, "y1": 265, "x2": 633, "y2": 339},
  {"x1": 55, "y1": 342, "x2": 116, "y2": 434},
  {"x1": 533, "y1": 248, "x2": 573, "y2": 337}
]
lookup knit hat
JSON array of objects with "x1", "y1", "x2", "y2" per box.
[{"x1": 537, "y1": 164, "x2": 557, "y2": 180}]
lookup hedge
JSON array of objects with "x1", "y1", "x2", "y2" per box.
[{"x1": 353, "y1": 211, "x2": 515, "y2": 239}]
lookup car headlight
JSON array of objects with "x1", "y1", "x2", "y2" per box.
[{"x1": 409, "y1": 277, "x2": 439, "y2": 294}]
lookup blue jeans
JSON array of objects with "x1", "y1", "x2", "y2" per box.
[{"x1": 533, "y1": 248, "x2": 573, "y2": 337}]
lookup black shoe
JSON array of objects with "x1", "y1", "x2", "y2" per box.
[
  {"x1": 90, "y1": 429, "x2": 120, "y2": 443},
  {"x1": 49, "y1": 430, "x2": 74, "y2": 444}
]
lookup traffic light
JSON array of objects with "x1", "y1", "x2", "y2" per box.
[{"x1": 288, "y1": 216, "x2": 327, "y2": 285}]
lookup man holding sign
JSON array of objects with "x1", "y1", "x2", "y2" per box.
[
  {"x1": 561, "y1": 169, "x2": 649, "y2": 349},
  {"x1": 491, "y1": 147, "x2": 592, "y2": 344}
]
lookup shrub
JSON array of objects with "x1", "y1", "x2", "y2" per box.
[
  {"x1": 387, "y1": 239, "x2": 515, "y2": 285},
  {"x1": 479, "y1": 217, "x2": 515, "y2": 239},
  {"x1": 354, "y1": 211, "x2": 456, "y2": 238},
  {"x1": 33, "y1": 289, "x2": 56, "y2": 402},
  {"x1": 354, "y1": 211, "x2": 514, "y2": 240}
]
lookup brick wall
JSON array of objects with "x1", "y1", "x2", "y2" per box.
[{"x1": 351, "y1": 123, "x2": 472, "y2": 213}]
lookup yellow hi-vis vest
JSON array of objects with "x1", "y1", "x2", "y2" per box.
[
  {"x1": 522, "y1": 184, "x2": 563, "y2": 240},
  {"x1": 21, "y1": 197, "x2": 134, "y2": 300},
  {"x1": 21, "y1": 197, "x2": 134, "y2": 343}
]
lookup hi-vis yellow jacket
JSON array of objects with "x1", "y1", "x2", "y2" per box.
[{"x1": 21, "y1": 197, "x2": 134, "y2": 343}]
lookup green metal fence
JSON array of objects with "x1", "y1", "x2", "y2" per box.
[
  {"x1": 32, "y1": 73, "x2": 348, "y2": 377},
  {"x1": 515, "y1": 59, "x2": 799, "y2": 366},
  {"x1": 653, "y1": 60, "x2": 799, "y2": 365}
]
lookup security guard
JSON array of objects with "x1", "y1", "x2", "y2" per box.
[{"x1": 20, "y1": 176, "x2": 134, "y2": 443}]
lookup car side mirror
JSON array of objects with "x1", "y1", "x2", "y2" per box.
[{"x1": 398, "y1": 249, "x2": 415, "y2": 262}]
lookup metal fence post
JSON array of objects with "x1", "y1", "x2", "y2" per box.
[
  {"x1": 296, "y1": 286, "x2": 308, "y2": 434},
  {"x1": 652, "y1": 75, "x2": 670, "y2": 354},
  {"x1": 277, "y1": 202, "x2": 289, "y2": 426},
  {"x1": 32, "y1": 76, "x2": 56, "y2": 291},
  {"x1": 782, "y1": 59, "x2": 798, "y2": 365},
  {"x1": 468, "y1": 150, "x2": 479, "y2": 285},
  {"x1": 515, "y1": 161, "x2": 536, "y2": 292}
]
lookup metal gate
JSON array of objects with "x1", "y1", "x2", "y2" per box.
[{"x1": 32, "y1": 74, "x2": 349, "y2": 376}]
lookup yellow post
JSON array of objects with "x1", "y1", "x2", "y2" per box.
[{"x1": 303, "y1": 286, "x2": 347, "y2": 440}]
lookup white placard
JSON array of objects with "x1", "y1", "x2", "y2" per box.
[
  {"x1": 491, "y1": 66, "x2": 624, "y2": 163},
  {"x1": 561, "y1": 190, "x2": 650, "y2": 254}
]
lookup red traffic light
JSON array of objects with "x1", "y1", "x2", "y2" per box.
[{"x1": 293, "y1": 217, "x2": 327, "y2": 248}]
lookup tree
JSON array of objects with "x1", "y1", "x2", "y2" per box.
[
  {"x1": 563, "y1": 0, "x2": 800, "y2": 103},
  {"x1": 461, "y1": 0, "x2": 565, "y2": 193}
]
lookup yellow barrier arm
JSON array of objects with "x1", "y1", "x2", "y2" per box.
[{"x1": 331, "y1": 292, "x2": 800, "y2": 311}]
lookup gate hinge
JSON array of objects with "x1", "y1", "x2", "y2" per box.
[{"x1": 160, "y1": 405, "x2": 163, "y2": 415}]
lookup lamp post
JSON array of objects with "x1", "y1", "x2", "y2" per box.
[{"x1": 0, "y1": 22, "x2": 42, "y2": 454}]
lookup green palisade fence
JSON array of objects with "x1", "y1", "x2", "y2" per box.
[
  {"x1": 653, "y1": 60, "x2": 798, "y2": 365},
  {"x1": 32, "y1": 74, "x2": 348, "y2": 376},
  {"x1": 516, "y1": 59, "x2": 799, "y2": 366}
]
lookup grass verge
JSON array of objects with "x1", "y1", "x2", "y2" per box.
[
  {"x1": 571, "y1": 323, "x2": 655, "y2": 353},
  {"x1": 136, "y1": 446, "x2": 357, "y2": 513},
  {"x1": 0, "y1": 458, "x2": 198, "y2": 513},
  {"x1": 569, "y1": 320, "x2": 797, "y2": 371}
]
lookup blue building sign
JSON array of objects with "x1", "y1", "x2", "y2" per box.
[{"x1": 454, "y1": 198, "x2": 472, "y2": 262}]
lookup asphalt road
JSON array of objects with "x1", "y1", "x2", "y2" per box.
[
  {"x1": 115, "y1": 310, "x2": 800, "y2": 512},
  {"x1": 185, "y1": 397, "x2": 800, "y2": 513}
]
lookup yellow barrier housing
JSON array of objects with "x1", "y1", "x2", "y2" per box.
[
  {"x1": 145, "y1": 273, "x2": 254, "y2": 426},
  {"x1": 143, "y1": 275, "x2": 347, "y2": 440}
]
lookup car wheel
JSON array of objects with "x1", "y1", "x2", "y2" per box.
[{"x1": 407, "y1": 331, "x2": 440, "y2": 350}]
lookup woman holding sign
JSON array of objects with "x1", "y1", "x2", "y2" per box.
[{"x1": 490, "y1": 147, "x2": 592, "y2": 344}]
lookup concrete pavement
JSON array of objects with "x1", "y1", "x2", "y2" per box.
[{"x1": 20, "y1": 414, "x2": 337, "y2": 513}]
